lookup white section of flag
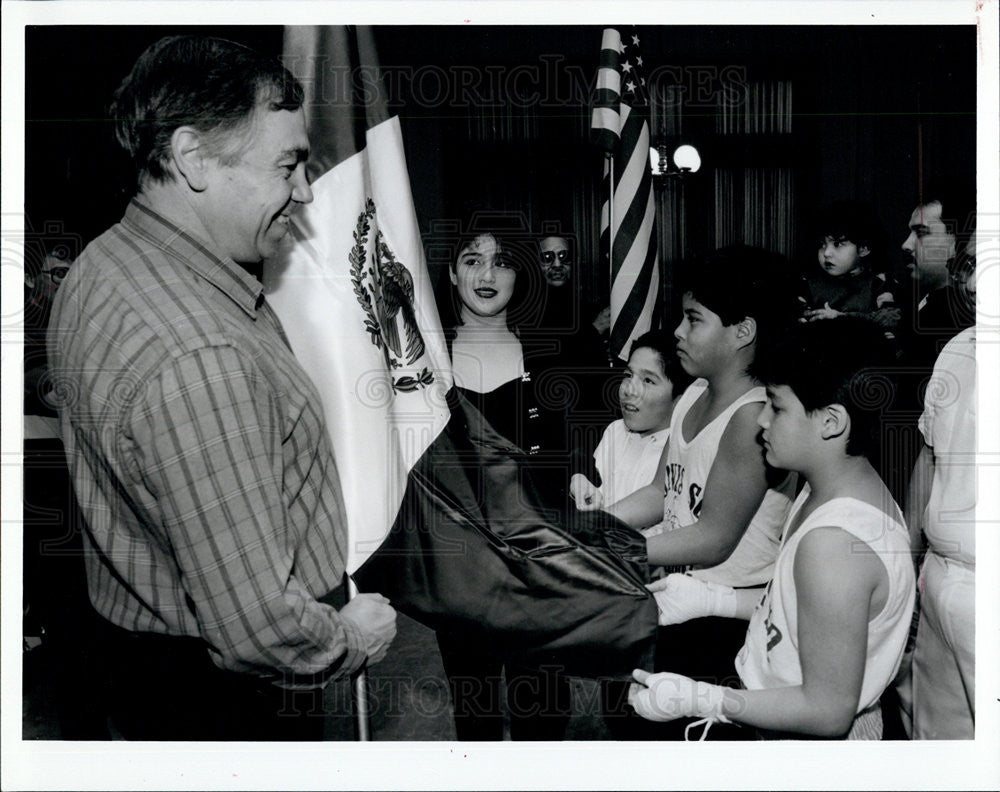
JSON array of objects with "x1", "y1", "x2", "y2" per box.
[{"x1": 265, "y1": 115, "x2": 451, "y2": 573}]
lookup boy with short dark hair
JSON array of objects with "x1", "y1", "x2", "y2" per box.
[{"x1": 630, "y1": 318, "x2": 916, "y2": 740}]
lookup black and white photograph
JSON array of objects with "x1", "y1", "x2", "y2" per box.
[{"x1": 2, "y1": 2, "x2": 998, "y2": 789}]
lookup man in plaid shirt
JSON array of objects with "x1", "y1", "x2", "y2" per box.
[{"x1": 47, "y1": 35, "x2": 397, "y2": 740}]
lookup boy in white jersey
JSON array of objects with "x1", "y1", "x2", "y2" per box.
[
  {"x1": 630, "y1": 318, "x2": 916, "y2": 739},
  {"x1": 589, "y1": 246, "x2": 798, "y2": 738},
  {"x1": 569, "y1": 331, "x2": 691, "y2": 510}
]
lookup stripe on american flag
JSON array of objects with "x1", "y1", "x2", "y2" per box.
[
  {"x1": 591, "y1": 28, "x2": 623, "y2": 152},
  {"x1": 592, "y1": 27, "x2": 660, "y2": 361}
]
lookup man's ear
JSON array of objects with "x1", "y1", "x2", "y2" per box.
[
  {"x1": 170, "y1": 126, "x2": 211, "y2": 192},
  {"x1": 858, "y1": 245, "x2": 870, "y2": 258},
  {"x1": 449, "y1": 267, "x2": 458, "y2": 286},
  {"x1": 734, "y1": 316, "x2": 758, "y2": 348},
  {"x1": 820, "y1": 404, "x2": 850, "y2": 442}
]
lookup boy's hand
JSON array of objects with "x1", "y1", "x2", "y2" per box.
[
  {"x1": 570, "y1": 473, "x2": 604, "y2": 511},
  {"x1": 646, "y1": 573, "x2": 739, "y2": 624},
  {"x1": 628, "y1": 669, "x2": 727, "y2": 723}
]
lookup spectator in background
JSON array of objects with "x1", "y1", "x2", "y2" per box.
[
  {"x1": 535, "y1": 233, "x2": 611, "y2": 358},
  {"x1": 22, "y1": 242, "x2": 109, "y2": 739},
  {"x1": 533, "y1": 232, "x2": 618, "y2": 454},
  {"x1": 903, "y1": 231, "x2": 977, "y2": 740},
  {"x1": 879, "y1": 181, "x2": 977, "y2": 504},
  {"x1": 899, "y1": 182, "x2": 975, "y2": 369},
  {"x1": 799, "y1": 200, "x2": 900, "y2": 340},
  {"x1": 538, "y1": 234, "x2": 573, "y2": 289},
  {"x1": 24, "y1": 248, "x2": 71, "y2": 418}
]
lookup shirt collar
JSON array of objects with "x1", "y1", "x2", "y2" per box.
[
  {"x1": 644, "y1": 425, "x2": 670, "y2": 443},
  {"x1": 123, "y1": 199, "x2": 264, "y2": 318},
  {"x1": 625, "y1": 424, "x2": 670, "y2": 443}
]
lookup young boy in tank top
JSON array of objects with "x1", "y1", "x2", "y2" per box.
[
  {"x1": 569, "y1": 330, "x2": 691, "y2": 511},
  {"x1": 629, "y1": 318, "x2": 916, "y2": 739},
  {"x1": 587, "y1": 246, "x2": 799, "y2": 739}
]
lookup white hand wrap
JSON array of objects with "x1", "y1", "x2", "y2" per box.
[
  {"x1": 628, "y1": 671, "x2": 730, "y2": 724},
  {"x1": 647, "y1": 573, "x2": 739, "y2": 625}
]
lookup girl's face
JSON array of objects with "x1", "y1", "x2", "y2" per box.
[
  {"x1": 619, "y1": 346, "x2": 675, "y2": 435},
  {"x1": 450, "y1": 233, "x2": 517, "y2": 319},
  {"x1": 817, "y1": 235, "x2": 868, "y2": 277}
]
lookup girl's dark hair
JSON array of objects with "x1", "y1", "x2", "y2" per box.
[{"x1": 628, "y1": 330, "x2": 693, "y2": 393}]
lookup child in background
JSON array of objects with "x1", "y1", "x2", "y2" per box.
[
  {"x1": 569, "y1": 330, "x2": 692, "y2": 511},
  {"x1": 800, "y1": 200, "x2": 900, "y2": 337},
  {"x1": 630, "y1": 318, "x2": 915, "y2": 740}
]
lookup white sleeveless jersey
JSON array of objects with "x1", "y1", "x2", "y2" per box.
[
  {"x1": 653, "y1": 379, "x2": 794, "y2": 586},
  {"x1": 736, "y1": 486, "x2": 916, "y2": 721}
]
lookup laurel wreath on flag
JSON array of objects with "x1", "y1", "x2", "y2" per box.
[
  {"x1": 350, "y1": 198, "x2": 434, "y2": 394},
  {"x1": 350, "y1": 199, "x2": 381, "y2": 346}
]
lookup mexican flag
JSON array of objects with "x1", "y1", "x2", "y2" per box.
[{"x1": 266, "y1": 26, "x2": 656, "y2": 679}]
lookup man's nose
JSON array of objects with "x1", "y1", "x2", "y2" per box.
[
  {"x1": 292, "y1": 167, "x2": 313, "y2": 204},
  {"x1": 901, "y1": 232, "x2": 915, "y2": 253},
  {"x1": 481, "y1": 263, "x2": 496, "y2": 282}
]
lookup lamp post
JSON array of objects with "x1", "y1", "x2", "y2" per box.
[
  {"x1": 649, "y1": 141, "x2": 701, "y2": 180},
  {"x1": 649, "y1": 141, "x2": 702, "y2": 317}
]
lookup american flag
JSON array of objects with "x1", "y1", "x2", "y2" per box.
[{"x1": 591, "y1": 27, "x2": 660, "y2": 361}]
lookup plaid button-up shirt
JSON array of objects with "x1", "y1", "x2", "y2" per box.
[{"x1": 48, "y1": 199, "x2": 366, "y2": 686}]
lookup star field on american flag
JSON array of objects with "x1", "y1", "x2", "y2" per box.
[{"x1": 619, "y1": 30, "x2": 649, "y2": 107}]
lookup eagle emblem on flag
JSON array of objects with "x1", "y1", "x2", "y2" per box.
[{"x1": 350, "y1": 199, "x2": 434, "y2": 393}]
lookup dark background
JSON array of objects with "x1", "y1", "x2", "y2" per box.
[{"x1": 24, "y1": 24, "x2": 976, "y2": 309}]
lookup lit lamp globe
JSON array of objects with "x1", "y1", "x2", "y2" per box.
[{"x1": 673, "y1": 144, "x2": 701, "y2": 173}]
